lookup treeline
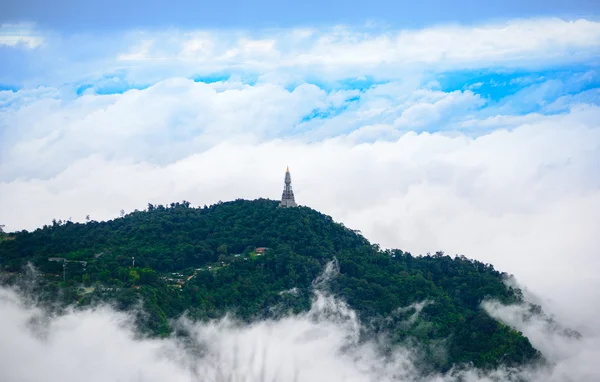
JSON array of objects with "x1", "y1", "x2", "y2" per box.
[{"x1": 1, "y1": 199, "x2": 368, "y2": 272}]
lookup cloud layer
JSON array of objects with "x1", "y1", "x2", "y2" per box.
[
  {"x1": 2, "y1": 18, "x2": 600, "y2": 88},
  {"x1": 112, "y1": 18, "x2": 600, "y2": 74},
  {"x1": 0, "y1": 23, "x2": 43, "y2": 48}
]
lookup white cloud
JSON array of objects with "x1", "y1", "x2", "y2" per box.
[
  {"x1": 0, "y1": 23, "x2": 44, "y2": 49},
  {"x1": 467, "y1": 82, "x2": 484, "y2": 90},
  {"x1": 117, "y1": 39, "x2": 155, "y2": 61},
  {"x1": 545, "y1": 88, "x2": 600, "y2": 112},
  {"x1": 4, "y1": 18, "x2": 597, "y2": 88},
  {"x1": 484, "y1": 300, "x2": 600, "y2": 381},
  {"x1": 112, "y1": 18, "x2": 600, "y2": 79},
  {"x1": 0, "y1": 80, "x2": 533, "y2": 184},
  {"x1": 180, "y1": 32, "x2": 215, "y2": 58},
  {"x1": 393, "y1": 90, "x2": 484, "y2": 128},
  {"x1": 0, "y1": 79, "x2": 362, "y2": 181}
]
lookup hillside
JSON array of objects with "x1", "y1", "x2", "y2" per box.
[{"x1": 0, "y1": 199, "x2": 540, "y2": 372}]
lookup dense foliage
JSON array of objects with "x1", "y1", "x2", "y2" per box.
[{"x1": 0, "y1": 199, "x2": 539, "y2": 371}]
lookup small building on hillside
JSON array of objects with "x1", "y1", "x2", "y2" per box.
[{"x1": 255, "y1": 247, "x2": 270, "y2": 255}]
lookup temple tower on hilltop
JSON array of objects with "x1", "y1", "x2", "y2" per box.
[{"x1": 279, "y1": 166, "x2": 298, "y2": 208}]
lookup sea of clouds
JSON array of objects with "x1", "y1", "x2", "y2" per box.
[{"x1": 1, "y1": 17, "x2": 599, "y2": 381}]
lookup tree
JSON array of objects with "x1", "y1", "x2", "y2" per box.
[
  {"x1": 117, "y1": 267, "x2": 129, "y2": 282},
  {"x1": 139, "y1": 268, "x2": 159, "y2": 285},
  {"x1": 129, "y1": 269, "x2": 140, "y2": 285}
]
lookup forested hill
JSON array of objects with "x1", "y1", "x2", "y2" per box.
[
  {"x1": 0, "y1": 199, "x2": 540, "y2": 372},
  {"x1": 1, "y1": 199, "x2": 369, "y2": 272}
]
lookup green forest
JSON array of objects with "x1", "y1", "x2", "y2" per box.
[{"x1": 0, "y1": 199, "x2": 540, "y2": 372}]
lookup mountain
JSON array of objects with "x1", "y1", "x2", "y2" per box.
[{"x1": 0, "y1": 199, "x2": 540, "y2": 372}]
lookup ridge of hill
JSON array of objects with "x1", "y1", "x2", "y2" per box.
[{"x1": 0, "y1": 199, "x2": 540, "y2": 371}]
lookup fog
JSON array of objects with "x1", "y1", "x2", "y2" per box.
[{"x1": 1, "y1": 261, "x2": 598, "y2": 382}]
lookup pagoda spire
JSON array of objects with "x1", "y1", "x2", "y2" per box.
[{"x1": 279, "y1": 166, "x2": 297, "y2": 208}]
